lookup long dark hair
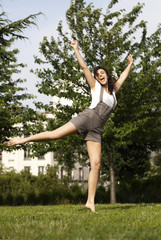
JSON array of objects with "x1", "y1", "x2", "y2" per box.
[{"x1": 94, "y1": 66, "x2": 115, "y2": 94}]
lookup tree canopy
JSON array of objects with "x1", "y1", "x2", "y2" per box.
[
  {"x1": 0, "y1": 8, "x2": 45, "y2": 151},
  {"x1": 32, "y1": 0, "x2": 161, "y2": 178}
]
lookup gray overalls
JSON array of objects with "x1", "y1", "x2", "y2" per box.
[{"x1": 70, "y1": 86, "x2": 117, "y2": 142}]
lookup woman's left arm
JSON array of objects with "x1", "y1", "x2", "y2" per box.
[{"x1": 115, "y1": 54, "x2": 133, "y2": 93}]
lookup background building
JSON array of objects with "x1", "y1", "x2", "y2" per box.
[{"x1": 2, "y1": 148, "x2": 89, "y2": 188}]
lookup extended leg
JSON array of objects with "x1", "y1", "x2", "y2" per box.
[
  {"x1": 85, "y1": 141, "x2": 101, "y2": 212},
  {"x1": 8, "y1": 122, "x2": 78, "y2": 146}
]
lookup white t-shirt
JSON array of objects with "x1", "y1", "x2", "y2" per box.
[{"x1": 89, "y1": 80, "x2": 117, "y2": 109}]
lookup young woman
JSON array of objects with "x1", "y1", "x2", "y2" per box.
[{"x1": 8, "y1": 40, "x2": 133, "y2": 212}]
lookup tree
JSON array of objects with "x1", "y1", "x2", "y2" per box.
[
  {"x1": 101, "y1": 3, "x2": 161, "y2": 201},
  {"x1": 33, "y1": 0, "x2": 161, "y2": 202},
  {"x1": 0, "y1": 8, "x2": 45, "y2": 152},
  {"x1": 151, "y1": 153, "x2": 161, "y2": 174}
]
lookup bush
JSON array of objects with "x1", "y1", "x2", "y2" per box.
[
  {"x1": 141, "y1": 175, "x2": 161, "y2": 203},
  {"x1": 14, "y1": 194, "x2": 25, "y2": 206},
  {"x1": 26, "y1": 192, "x2": 38, "y2": 205},
  {"x1": 116, "y1": 182, "x2": 131, "y2": 203},
  {"x1": 38, "y1": 191, "x2": 51, "y2": 205},
  {"x1": 0, "y1": 194, "x2": 3, "y2": 205},
  {"x1": 95, "y1": 185, "x2": 110, "y2": 204},
  {"x1": 116, "y1": 175, "x2": 161, "y2": 203},
  {"x1": 0, "y1": 168, "x2": 161, "y2": 205},
  {"x1": 70, "y1": 184, "x2": 85, "y2": 204},
  {"x1": 4, "y1": 193, "x2": 14, "y2": 206}
]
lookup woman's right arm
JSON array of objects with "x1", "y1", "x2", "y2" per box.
[{"x1": 70, "y1": 40, "x2": 95, "y2": 90}]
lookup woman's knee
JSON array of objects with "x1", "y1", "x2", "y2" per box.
[{"x1": 91, "y1": 159, "x2": 101, "y2": 171}]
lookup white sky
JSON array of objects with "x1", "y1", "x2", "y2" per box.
[{"x1": 1, "y1": 0, "x2": 161, "y2": 109}]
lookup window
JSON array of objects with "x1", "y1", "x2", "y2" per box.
[
  {"x1": 79, "y1": 167, "x2": 83, "y2": 181},
  {"x1": 71, "y1": 170, "x2": 74, "y2": 180},
  {"x1": 38, "y1": 166, "x2": 44, "y2": 174},
  {"x1": 38, "y1": 155, "x2": 45, "y2": 160},
  {"x1": 68, "y1": 170, "x2": 74, "y2": 180},
  {"x1": 24, "y1": 166, "x2": 30, "y2": 172},
  {"x1": 24, "y1": 149, "x2": 31, "y2": 160},
  {"x1": 9, "y1": 167, "x2": 14, "y2": 171},
  {"x1": 8, "y1": 159, "x2": 14, "y2": 162},
  {"x1": 8, "y1": 152, "x2": 15, "y2": 162},
  {"x1": 61, "y1": 167, "x2": 64, "y2": 180}
]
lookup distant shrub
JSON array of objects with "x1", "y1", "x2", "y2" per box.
[
  {"x1": 141, "y1": 175, "x2": 161, "y2": 203},
  {"x1": 38, "y1": 191, "x2": 51, "y2": 205},
  {"x1": 70, "y1": 184, "x2": 85, "y2": 204},
  {"x1": 0, "y1": 194, "x2": 3, "y2": 205},
  {"x1": 116, "y1": 175, "x2": 161, "y2": 203},
  {"x1": 4, "y1": 193, "x2": 14, "y2": 206},
  {"x1": 0, "y1": 168, "x2": 161, "y2": 205},
  {"x1": 95, "y1": 185, "x2": 110, "y2": 204},
  {"x1": 26, "y1": 192, "x2": 38, "y2": 205},
  {"x1": 14, "y1": 194, "x2": 25, "y2": 206}
]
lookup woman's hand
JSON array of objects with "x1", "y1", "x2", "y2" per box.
[
  {"x1": 127, "y1": 54, "x2": 133, "y2": 65},
  {"x1": 115, "y1": 54, "x2": 133, "y2": 93},
  {"x1": 70, "y1": 40, "x2": 78, "y2": 50},
  {"x1": 70, "y1": 39, "x2": 95, "y2": 89}
]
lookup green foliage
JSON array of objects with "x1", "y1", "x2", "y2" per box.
[
  {"x1": 152, "y1": 153, "x2": 161, "y2": 167},
  {"x1": 102, "y1": 17, "x2": 161, "y2": 180},
  {"x1": 1, "y1": 164, "x2": 161, "y2": 206},
  {"x1": 95, "y1": 185, "x2": 110, "y2": 203},
  {"x1": 117, "y1": 175, "x2": 161, "y2": 203},
  {"x1": 0, "y1": 8, "x2": 44, "y2": 151},
  {"x1": 0, "y1": 166, "x2": 86, "y2": 205},
  {"x1": 108, "y1": 0, "x2": 119, "y2": 9},
  {"x1": 33, "y1": 0, "x2": 161, "y2": 181},
  {"x1": 150, "y1": 153, "x2": 161, "y2": 174}
]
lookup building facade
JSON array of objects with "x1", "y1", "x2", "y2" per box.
[
  {"x1": 2, "y1": 148, "x2": 89, "y2": 188},
  {"x1": 1, "y1": 103, "x2": 90, "y2": 187}
]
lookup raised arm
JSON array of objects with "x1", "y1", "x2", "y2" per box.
[
  {"x1": 70, "y1": 40, "x2": 95, "y2": 90},
  {"x1": 115, "y1": 54, "x2": 133, "y2": 93}
]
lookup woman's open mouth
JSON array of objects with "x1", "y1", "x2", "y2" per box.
[{"x1": 100, "y1": 77, "x2": 105, "y2": 82}]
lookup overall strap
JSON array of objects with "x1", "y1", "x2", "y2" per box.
[
  {"x1": 100, "y1": 86, "x2": 104, "y2": 102},
  {"x1": 112, "y1": 91, "x2": 117, "y2": 110}
]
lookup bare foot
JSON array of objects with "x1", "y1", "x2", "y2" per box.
[
  {"x1": 8, "y1": 138, "x2": 26, "y2": 146},
  {"x1": 85, "y1": 202, "x2": 96, "y2": 212}
]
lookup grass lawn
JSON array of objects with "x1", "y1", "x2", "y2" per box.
[{"x1": 0, "y1": 203, "x2": 161, "y2": 240}]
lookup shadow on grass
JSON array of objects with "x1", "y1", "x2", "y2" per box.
[{"x1": 97, "y1": 203, "x2": 153, "y2": 211}]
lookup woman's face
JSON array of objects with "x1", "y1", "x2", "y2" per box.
[{"x1": 95, "y1": 69, "x2": 108, "y2": 86}]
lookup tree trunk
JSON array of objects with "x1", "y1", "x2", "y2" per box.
[{"x1": 109, "y1": 146, "x2": 116, "y2": 204}]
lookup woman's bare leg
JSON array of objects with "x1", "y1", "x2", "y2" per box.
[
  {"x1": 8, "y1": 122, "x2": 78, "y2": 146},
  {"x1": 85, "y1": 141, "x2": 101, "y2": 212}
]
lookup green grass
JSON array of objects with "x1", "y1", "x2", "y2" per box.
[{"x1": 0, "y1": 204, "x2": 161, "y2": 240}]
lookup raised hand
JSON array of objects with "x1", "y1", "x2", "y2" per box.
[
  {"x1": 70, "y1": 40, "x2": 78, "y2": 50},
  {"x1": 127, "y1": 54, "x2": 133, "y2": 65}
]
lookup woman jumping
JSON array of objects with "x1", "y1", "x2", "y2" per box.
[{"x1": 8, "y1": 40, "x2": 133, "y2": 212}]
